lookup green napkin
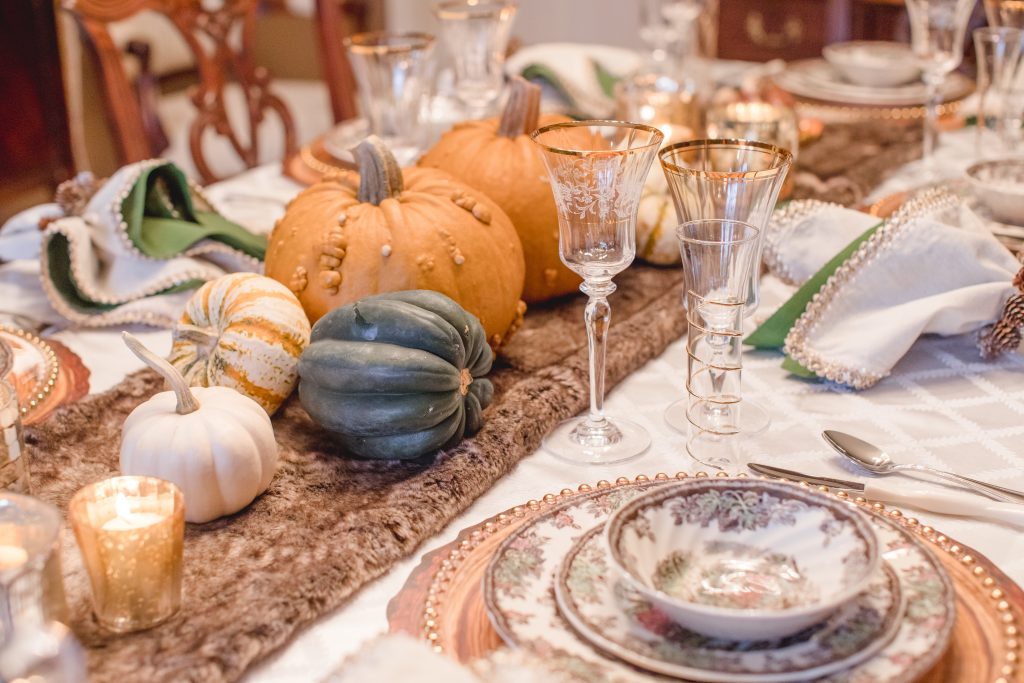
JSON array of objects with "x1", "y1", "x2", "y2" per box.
[
  {"x1": 124, "y1": 162, "x2": 266, "y2": 259},
  {"x1": 746, "y1": 221, "x2": 883, "y2": 377}
]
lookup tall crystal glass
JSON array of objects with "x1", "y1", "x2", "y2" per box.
[
  {"x1": 904, "y1": 0, "x2": 976, "y2": 169},
  {"x1": 985, "y1": 0, "x2": 1024, "y2": 27},
  {"x1": 344, "y1": 32, "x2": 436, "y2": 165},
  {"x1": 678, "y1": 219, "x2": 761, "y2": 470},
  {"x1": 532, "y1": 121, "x2": 664, "y2": 465},
  {"x1": 638, "y1": 0, "x2": 708, "y2": 72},
  {"x1": 434, "y1": 1, "x2": 517, "y2": 119},
  {"x1": 974, "y1": 27, "x2": 1024, "y2": 156},
  {"x1": 659, "y1": 139, "x2": 791, "y2": 435}
]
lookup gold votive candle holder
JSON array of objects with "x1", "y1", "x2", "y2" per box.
[
  {"x1": 0, "y1": 493, "x2": 67, "y2": 640},
  {"x1": 69, "y1": 476, "x2": 184, "y2": 633}
]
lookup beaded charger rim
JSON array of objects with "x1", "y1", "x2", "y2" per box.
[
  {"x1": 0, "y1": 324, "x2": 60, "y2": 418},
  {"x1": 387, "y1": 471, "x2": 1024, "y2": 683}
]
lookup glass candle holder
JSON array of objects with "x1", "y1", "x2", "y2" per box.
[
  {"x1": 614, "y1": 72, "x2": 702, "y2": 145},
  {"x1": 69, "y1": 477, "x2": 184, "y2": 633},
  {"x1": 704, "y1": 101, "x2": 800, "y2": 161},
  {"x1": 0, "y1": 493, "x2": 67, "y2": 643},
  {"x1": 0, "y1": 381, "x2": 30, "y2": 494}
]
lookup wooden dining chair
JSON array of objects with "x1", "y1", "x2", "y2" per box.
[
  {"x1": 63, "y1": 0, "x2": 298, "y2": 183},
  {"x1": 314, "y1": 0, "x2": 360, "y2": 123}
]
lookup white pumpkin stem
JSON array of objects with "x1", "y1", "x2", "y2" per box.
[
  {"x1": 354, "y1": 135, "x2": 404, "y2": 205},
  {"x1": 498, "y1": 76, "x2": 540, "y2": 139},
  {"x1": 122, "y1": 331, "x2": 201, "y2": 415}
]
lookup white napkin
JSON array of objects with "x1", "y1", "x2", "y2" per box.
[{"x1": 763, "y1": 188, "x2": 1019, "y2": 388}]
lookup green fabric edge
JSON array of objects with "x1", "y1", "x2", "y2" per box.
[
  {"x1": 745, "y1": 220, "x2": 884, "y2": 356},
  {"x1": 46, "y1": 233, "x2": 203, "y2": 314},
  {"x1": 122, "y1": 163, "x2": 266, "y2": 260}
]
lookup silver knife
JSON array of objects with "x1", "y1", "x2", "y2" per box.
[{"x1": 748, "y1": 463, "x2": 1024, "y2": 528}]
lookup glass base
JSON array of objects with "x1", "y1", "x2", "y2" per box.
[
  {"x1": 542, "y1": 415, "x2": 651, "y2": 466},
  {"x1": 685, "y1": 429, "x2": 746, "y2": 472},
  {"x1": 663, "y1": 398, "x2": 771, "y2": 436}
]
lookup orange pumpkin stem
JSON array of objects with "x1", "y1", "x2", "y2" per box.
[
  {"x1": 498, "y1": 76, "x2": 541, "y2": 139},
  {"x1": 354, "y1": 135, "x2": 404, "y2": 205}
]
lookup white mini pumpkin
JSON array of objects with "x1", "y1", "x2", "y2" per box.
[
  {"x1": 168, "y1": 273, "x2": 311, "y2": 416},
  {"x1": 120, "y1": 332, "x2": 278, "y2": 524},
  {"x1": 636, "y1": 170, "x2": 681, "y2": 266}
]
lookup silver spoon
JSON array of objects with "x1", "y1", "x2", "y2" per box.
[{"x1": 822, "y1": 430, "x2": 1024, "y2": 505}]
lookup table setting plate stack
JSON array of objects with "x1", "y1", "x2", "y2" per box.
[{"x1": 388, "y1": 473, "x2": 1024, "y2": 683}]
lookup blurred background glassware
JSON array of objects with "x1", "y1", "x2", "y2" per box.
[
  {"x1": 676, "y1": 219, "x2": 760, "y2": 470},
  {"x1": 985, "y1": 0, "x2": 1024, "y2": 26},
  {"x1": 613, "y1": 72, "x2": 702, "y2": 145},
  {"x1": 344, "y1": 31, "x2": 436, "y2": 165},
  {"x1": 638, "y1": 0, "x2": 709, "y2": 73},
  {"x1": 434, "y1": 1, "x2": 517, "y2": 119},
  {"x1": 532, "y1": 121, "x2": 663, "y2": 465},
  {"x1": 704, "y1": 101, "x2": 800, "y2": 161},
  {"x1": 659, "y1": 139, "x2": 791, "y2": 436},
  {"x1": 0, "y1": 379, "x2": 29, "y2": 494},
  {"x1": 974, "y1": 27, "x2": 1024, "y2": 157},
  {"x1": 904, "y1": 0, "x2": 977, "y2": 171},
  {"x1": 0, "y1": 493, "x2": 81, "y2": 683}
]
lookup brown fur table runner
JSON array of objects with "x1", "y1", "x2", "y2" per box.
[{"x1": 27, "y1": 265, "x2": 687, "y2": 683}]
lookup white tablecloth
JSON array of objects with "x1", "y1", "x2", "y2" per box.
[{"x1": 6, "y1": 129, "x2": 1024, "y2": 682}]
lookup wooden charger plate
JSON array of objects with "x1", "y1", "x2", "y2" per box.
[{"x1": 387, "y1": 472, "x2": 1024, "y2": 683}]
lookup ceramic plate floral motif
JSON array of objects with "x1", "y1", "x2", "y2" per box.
[
  {"x1": 555, "y1": 526, "x2": 903, "y2": 682},
  {"x1": 482, "y1": 483, "x2": 956, "y2": 683}
]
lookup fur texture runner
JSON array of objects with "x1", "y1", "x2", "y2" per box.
[{"x1": 26, "y1": 265, "x2": 686, "y2": 682}]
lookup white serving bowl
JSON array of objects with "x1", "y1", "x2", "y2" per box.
[
  {"x1": 605, "y1": 478, "x2": 880, "y2": 641},
  {"x1": 967, "y1": 158, "x2": 1024, "y2": 226},
  {"x1": 823, "y1": 41, "x2": 921, "y2": 88}
]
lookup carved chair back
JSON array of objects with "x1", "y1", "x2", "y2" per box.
[{"x1": 64, "y1": 0, "x2": 298, "y2": 183}]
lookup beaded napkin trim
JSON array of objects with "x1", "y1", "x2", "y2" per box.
[
  {"x1": 782, "y1": 187, "x2": 960, "y2": 389},
  {"x1": 764, "y1": 199, "x2": 841, "y2": 286}
]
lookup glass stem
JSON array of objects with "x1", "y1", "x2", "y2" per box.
[
  {"x1": 581, "y1": 279, "x2": 616, "y2": 430},
  {"x1": 923, "y1": 71, "x2": 943, "y2": 165}
]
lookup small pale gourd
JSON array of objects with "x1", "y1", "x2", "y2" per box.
[
  {"x1": 169, "y1": 273, "x2": 311, "y2": 415},
  {"x1": 120, "y1": 332, "x2": 278, "y2": 524},
  {"x1": 636, "y1": 170, "x2": 682, "y2": 266}
]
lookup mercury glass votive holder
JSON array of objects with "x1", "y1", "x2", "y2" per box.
[{"x1": 69, "y1": 476, "x2": 184, "y2": 633}]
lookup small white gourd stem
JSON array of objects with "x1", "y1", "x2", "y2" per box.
[{"x1": 122, "y1": 331, "x2": 201, "y2": 415}]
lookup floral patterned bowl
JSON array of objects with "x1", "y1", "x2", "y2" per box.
[{"x1": 605, "y1": 478, "x2": 880, "y2": 641}]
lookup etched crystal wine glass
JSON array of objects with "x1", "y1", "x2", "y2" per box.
[
  {"x1": 904, "y1": 0, "x2": 977, "y2": 170},
  {"x1": 659, "y1": 139, "x2": 792, "y2": 436},
  {"x1": 434, "y1": 1, "x2": 518, "y2": 119},
  {"x1": 678, "y1": 219, "x2": 761, "y2": 470},
  {"x1": 532, "y1": 121, "x2": 664, "y2": 465}
]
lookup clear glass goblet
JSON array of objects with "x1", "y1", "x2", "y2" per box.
[
  {"x1": 532, "y1": 121, "x2": 664, "y2": 465},
  {"x1": 659, "y1": 139, "x2": 792, "y2": 436},
  {"x1": 974, "y1": 27, "x2": 1024, "y2": 157},
  {"x1": 904, "y1": 0, "x2": 976, "y2": 171},
  {"x1": 344, "y1": 32, "x2": 436, "y2": 165},
  {"x1": 678, "y1": 219, "x2": 761, "y2": 471},
  {"x1": 638, "y1": 0, "x2": 708, "y2": 72},
  {"x1": 434, "y1": 1, "x2": 518, "y2": 119}
]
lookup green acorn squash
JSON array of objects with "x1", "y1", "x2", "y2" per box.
[{"x1": 298, "y1": 290, "x2": 494, "y2": 459}]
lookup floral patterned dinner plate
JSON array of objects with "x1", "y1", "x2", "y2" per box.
[
  {"x1": 482, "y1": 484, "x2": 956, "y2": 683},
  {"x1": 555, "y1": 526, "x2": 903, "y2": 682}
]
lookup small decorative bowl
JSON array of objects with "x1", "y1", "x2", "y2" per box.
[
  {"x1": 822, "y1": 41, "x2": 921, "y2": 88},
  {"x1": 966, "y1": 159, "x2": 1024, "y2": 226},
  {"x1": 605, "y1": 478, "x2": 880, "y2": 641}
]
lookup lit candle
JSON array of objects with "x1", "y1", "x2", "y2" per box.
[{"x1": 69, "y1": 477, "x2": 184, "y2": 633}]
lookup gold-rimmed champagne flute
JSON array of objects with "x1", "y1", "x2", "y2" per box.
[{"x1": 532, "y1": 121, "x2": 664, "y2": 465}]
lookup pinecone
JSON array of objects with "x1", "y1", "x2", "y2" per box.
[
  {"x1": 54, "y1": 171, "x2": 105, "y2": 217},
  {"x1": 978, "y1": 293, "x2": 1024, "y2": 359},
  {"x1": 1012, "y1": 264, "x2": 1024, "y2": 292}
]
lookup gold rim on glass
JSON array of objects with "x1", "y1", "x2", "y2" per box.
[
  {"x1": 344, "y1": 31, "x2": 436, "y2": 55},
  {"x1": 676, "y1": 218, "x2": 761, "y2": 247},
  {"x1": 530, "y1": 119, "x2": 666, "y2": 157},
  {"x1": 434, "y1": 0, "x2": 517, "y2": 20},
  {"x1": 659, "y1": 138, "x2": 794, "y2": 180}
]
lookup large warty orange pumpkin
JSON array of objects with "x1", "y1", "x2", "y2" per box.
[{"x1": 264, "y1": 136, "x2": 526, "y2": 348}]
